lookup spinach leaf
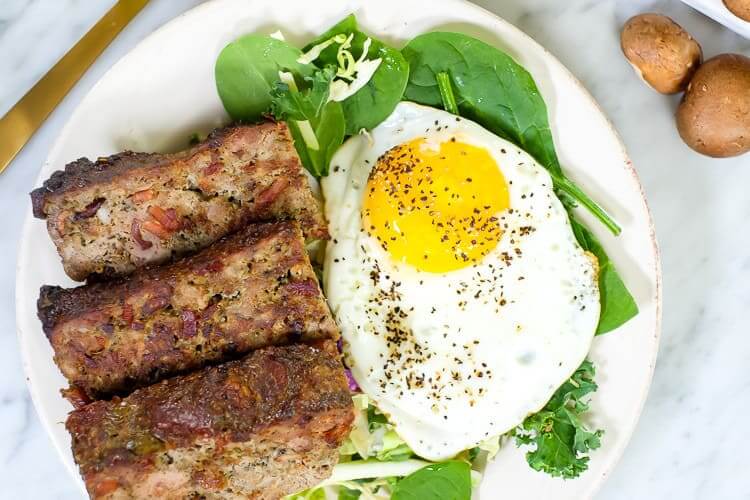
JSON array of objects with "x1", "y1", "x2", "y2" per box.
[
  {"x1": 570, "y1": 217, "x2": 638, "y2": 334},
  {"x1": 514, "y1": 360, "x2": 603, "y2": 479},
  {"x1": 271, "y1": 68, "x2": 345, "y2": 177},
  {"x1": 304, "y1": 14, "x2": 358, "y2": 54},
  {"x1": 303, "y1": 15, "x2": 409, "y2": 133},
  {"x1": 215, "y1": 34, "x2": 313, "y2": 121},
  {"x1": 391, "y1": 461, "x2": 471, "y2": 500},
  {"x1": 402, "y1": 32, "x2": 561, "y2": 175},
  {"x1": 402, "y1": 32, "x2": 620, "y2": 234}
]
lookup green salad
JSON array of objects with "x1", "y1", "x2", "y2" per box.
[{"x1": 214, "y1": 14, "x2": 638, "y2": 499}]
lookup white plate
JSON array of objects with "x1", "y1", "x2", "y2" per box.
[
  {"x1": 680, "y1": 0, "x2": 750, "y2": 39},
  {"x1": 15, "y1": 0, "x2": 661, "y2": 498}
]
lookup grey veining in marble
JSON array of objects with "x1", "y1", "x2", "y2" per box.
[{"x1": 1, "y1": 1, "x2": 749, "y2": 499}]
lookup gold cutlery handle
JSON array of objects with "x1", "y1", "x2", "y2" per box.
[{"x1": 0, "y1": 0, "x2": 150, "y2": 174}]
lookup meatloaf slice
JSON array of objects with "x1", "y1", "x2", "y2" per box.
[
  {"x1": 31, "y1": 122, "x2": 327, "y2": 282},
  {"x1": 38, "y1": 221, "x2": 338, "y2": 398},
  {"x1": 66, "y1": 342, "x2": 354, "y2": 500}
]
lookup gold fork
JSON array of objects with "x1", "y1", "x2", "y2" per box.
[{"x1": 0, "y1": 0, "x2": 150, "y2": 174}]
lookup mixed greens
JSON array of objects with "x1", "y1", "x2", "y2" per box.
[
  {"x1": 215, "y1": 13, "x2": 636, "y2": 497},
  {"x1": 288, "y1": 395, "x2": 476, "y2": 500},
  {"x1": 215, "y1": 15, "x2": 407, "y2": 177}
]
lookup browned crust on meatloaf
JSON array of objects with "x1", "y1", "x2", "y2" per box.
[
  {"x1": 31, "y1": 122, "x2": 327, "y2": 282},
  {"x1": 66, "y1": 342, "x2": 354, "y2": 500},
  {"x1": 38, "y1": 221, "x2": 338, "y2": 398}
]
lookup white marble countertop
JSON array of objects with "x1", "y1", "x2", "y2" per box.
[{"x1": 1, "y1": 0, "x2": 748, "y2": 498}]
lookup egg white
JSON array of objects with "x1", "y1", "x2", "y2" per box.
[{"x1": 322, "y1": 102, "x2": 600, "y2": 461}]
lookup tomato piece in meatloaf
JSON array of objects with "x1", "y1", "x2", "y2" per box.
[
  {"x1": 66, "y1": 342, "x2": 354, "y2": 500},
  {"x1": 31, "y1": 122, "x2": 328, "y2": 282},
  {"x1": 37, "y1": 221, "x2": 338, "y2": 398}
]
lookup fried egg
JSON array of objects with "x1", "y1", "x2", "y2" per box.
[{"x1": 322, "y1": 102, "x2": 600, "y2": 461}]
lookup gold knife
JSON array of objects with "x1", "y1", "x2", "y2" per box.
[{"x1": 0, "y1": 0, "x2": 150, "y2": 174}]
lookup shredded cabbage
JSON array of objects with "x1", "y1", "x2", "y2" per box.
[
  {"x1": 297, "y1": 34, "x2": 348, "y2": 65},
  {"x1": 286, "y1": 397, "x2": 488, "y2": 499},
  {"x1": 345, "y1": 395, "x2": 373, "y2": 458},
  {"x1": 295, "y1": 120, "x2": 320, "y2": 150},
  {"x1": 295, "y1": 33, "x2": 382, "y2": 103},
  {"x1": 339, "y1": 395, "x2": 414, "y2": 462},
  {"x1": 478, "y1": 435, "x2": 501, "y2": 460},
  {"x1": 285, "y1": 461, "x2": 428, "y2": 500},
  {"x1": 286, "y1": 478, "x2": 394, "y2": 500},
  {"x1": 277, "y1": 71, "x2": 298, "y2": 92},
  {"x1": 328, "y1": 57, "x2": 381, "y2": 102},
  {"x1": 276, "y1": 71, "x2": 323, "y2": 150},
  {"x1": 327, "y1": 459, "x2": 431, "y2": 484}
]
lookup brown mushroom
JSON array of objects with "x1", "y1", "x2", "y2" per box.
[
  {"x1": 676, "y1": 54, "x2": 750, "y2": 158},
  {"x1": 621, "y1": 13, "x2": 703, "y2": 94},
  {"x1": 724, "y1": 0, "x2": 750, "y2": 22}
]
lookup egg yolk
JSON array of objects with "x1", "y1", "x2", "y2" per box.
[{"x1": 362, "y1": 138, "x2": 510, "y2": 273}]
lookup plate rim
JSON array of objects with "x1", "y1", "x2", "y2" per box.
[{"x1": 15, "y1": 0, "x2": 662, "y2": 497}]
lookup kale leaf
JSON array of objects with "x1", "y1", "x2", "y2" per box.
[{"x1": 513, "y1": 361, "x2": 603, "y2": 478}]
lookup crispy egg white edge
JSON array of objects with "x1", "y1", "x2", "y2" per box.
[{"x1": 322, "y1": 102, "x2": 600, "y2": 460}]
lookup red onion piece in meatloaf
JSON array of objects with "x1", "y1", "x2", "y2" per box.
[
  {"x1": 67, "y1": 342, "x2": 354, "y2": 500},
  {"x1": 30, "y1": 122, "x2": 327, "y2": 282},
  {"x1": 37, "y1": 221, "x2": 338, "y2": 398}
]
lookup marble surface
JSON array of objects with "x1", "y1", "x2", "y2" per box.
[{"x1": 0, "y1": 0, "x2": 748, "y2": 498}]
